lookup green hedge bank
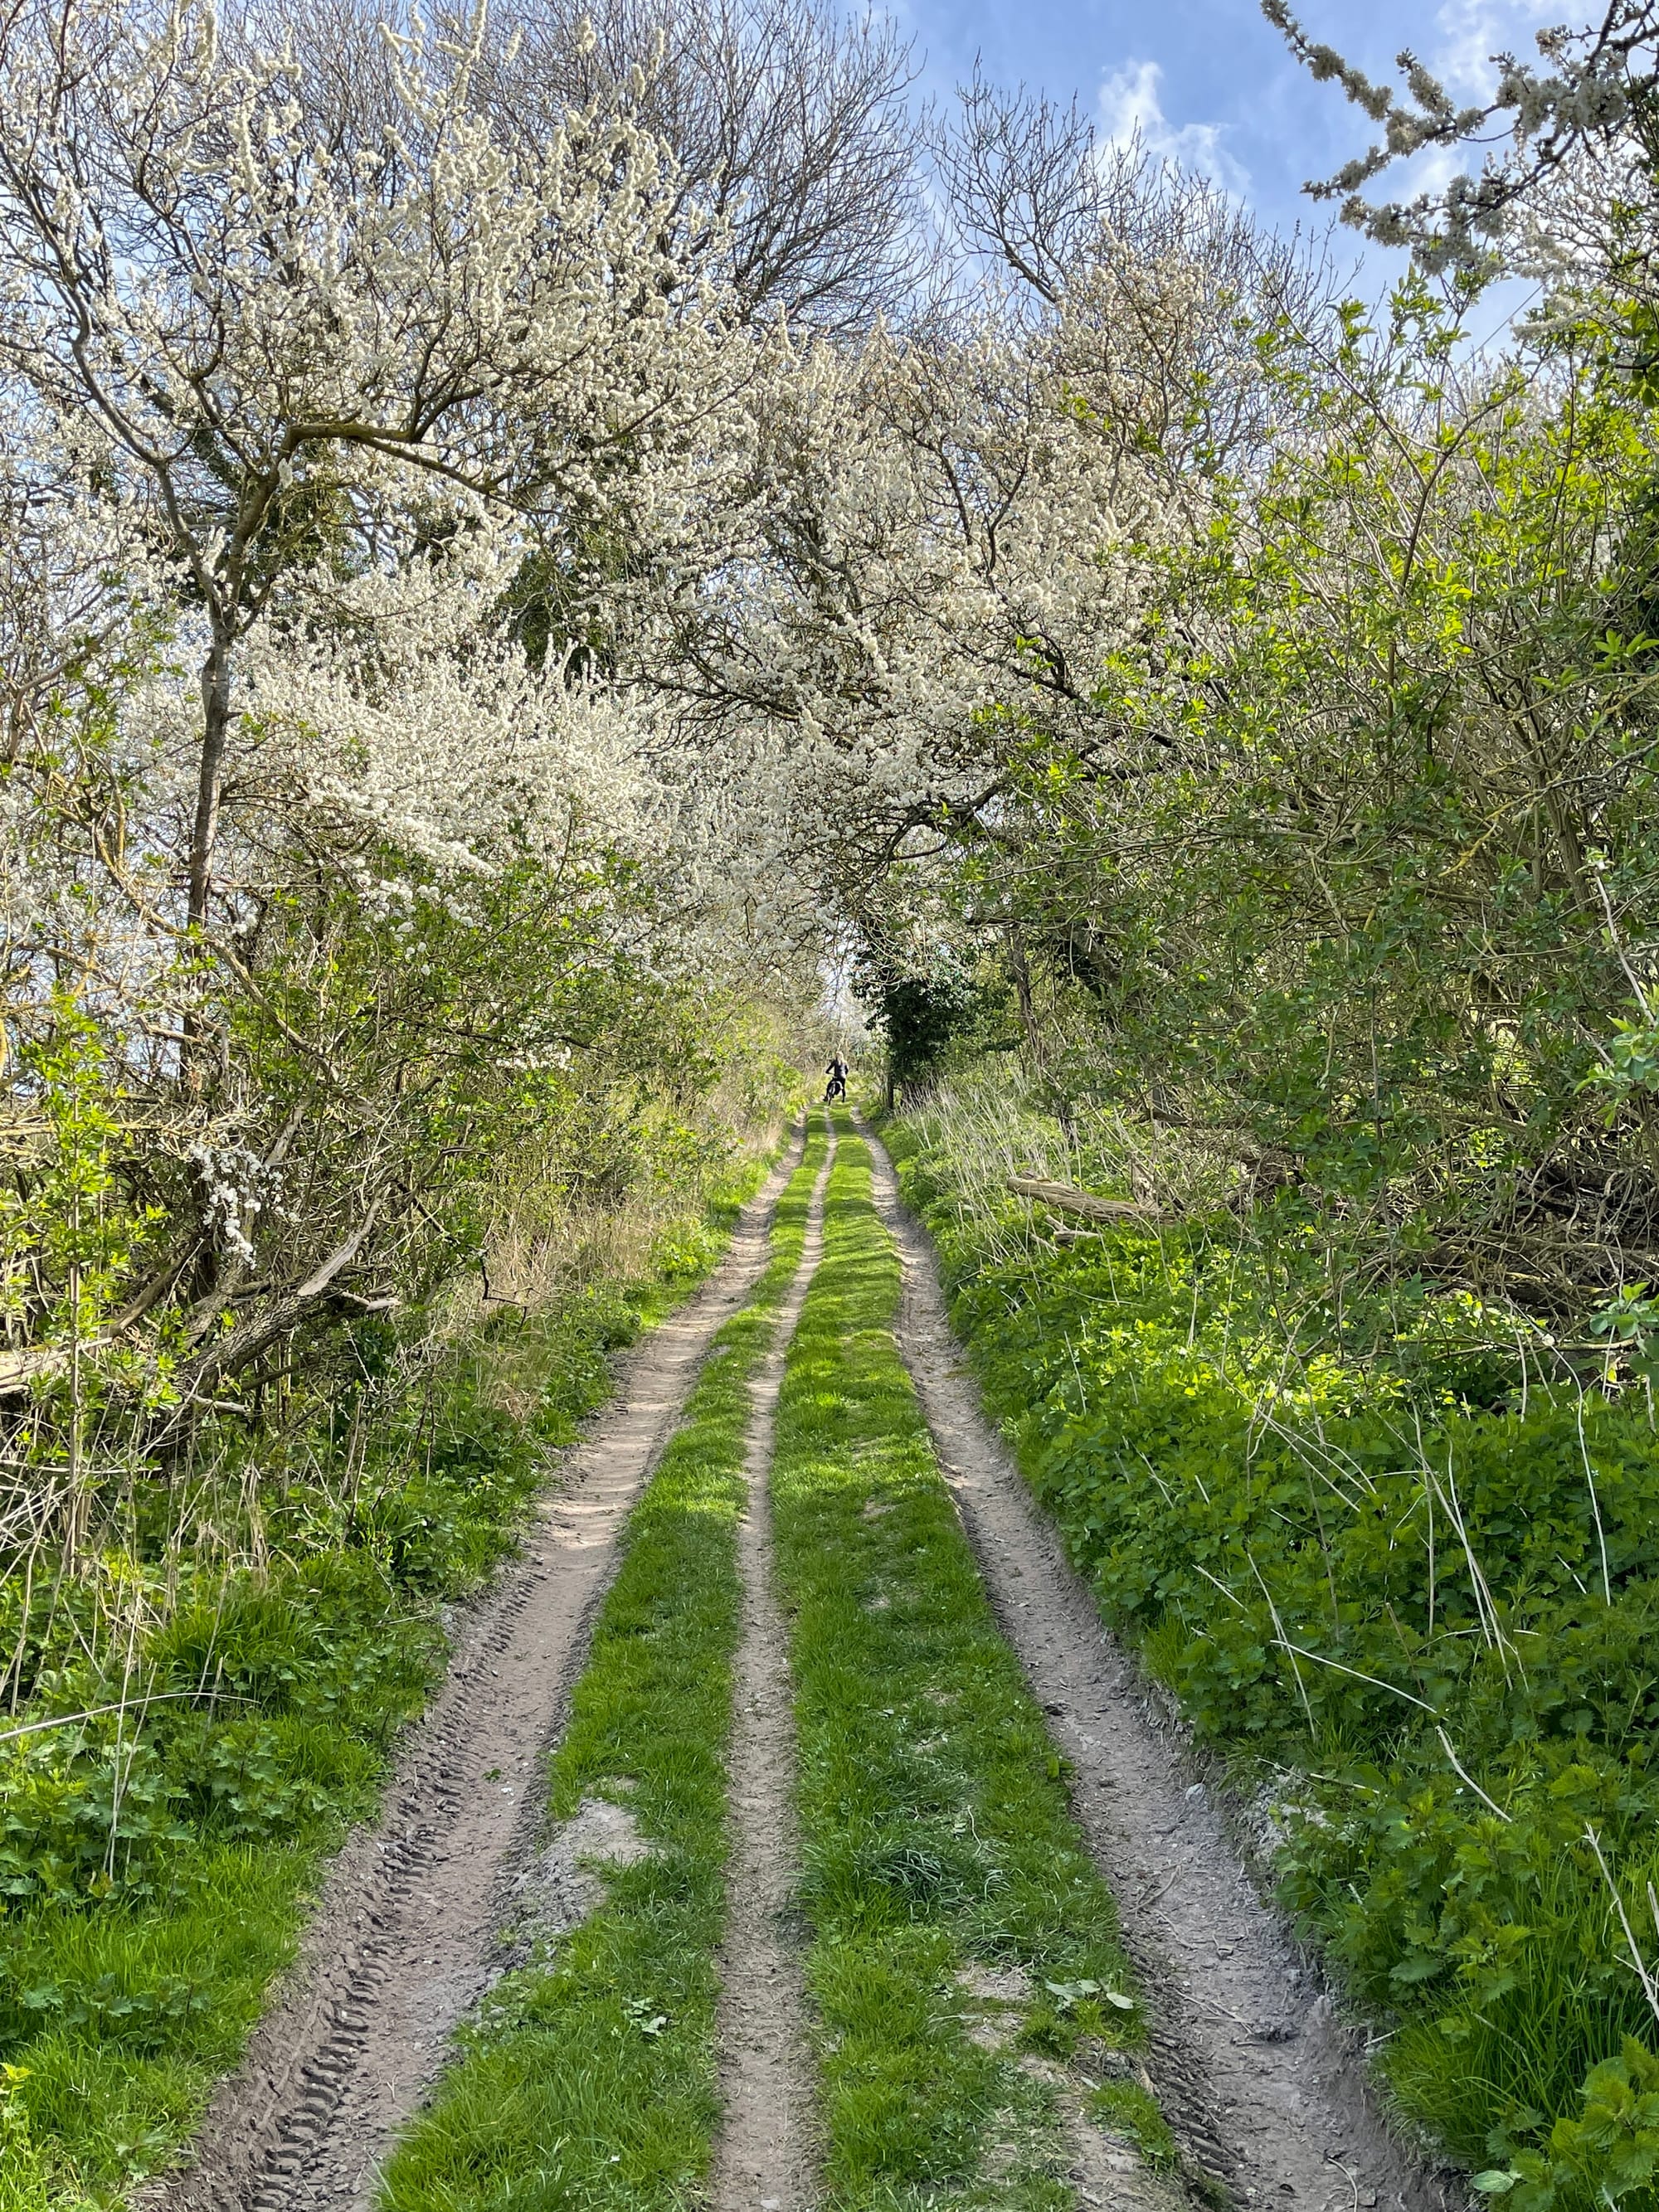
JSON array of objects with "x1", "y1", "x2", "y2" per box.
[{"x1": 887, "y1": 1114, "x2": 1659, "y2": 2212}]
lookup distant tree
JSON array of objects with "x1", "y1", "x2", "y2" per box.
[
  {"x1": 465, "y1": 0, "x2": 923, "y2": 334},
  {"x1": 854, "y1": 950, "x2": 975, "y2": 1107}
]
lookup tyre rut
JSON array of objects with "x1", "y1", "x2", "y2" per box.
[
  {"x1": 859, "y1": 1121, "x2": 1460, "y2": 2212},
  {"x1": 148, "y1": 1128, "x2": 807, "y2": 2212}
]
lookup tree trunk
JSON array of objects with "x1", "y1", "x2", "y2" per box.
[
  {"x1": 1006, "y1": 924, "x2": 1044, "y2": 1066},
  {"x1": 189, "y1": 630, "x2": 233, "y2": 931}
]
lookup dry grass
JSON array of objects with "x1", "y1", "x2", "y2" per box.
[{"x1": 898, "y1": 1064, "x2": 1237, "y2": 1271}]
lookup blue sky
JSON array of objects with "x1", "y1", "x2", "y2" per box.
[{"x1": 895, "y1": 0, "x2": 1563, "y2": 302}]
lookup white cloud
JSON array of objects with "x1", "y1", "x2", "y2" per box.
[
  {"x1": 1430, "y1": 0, "x2": 1560, "y2": 98},
  {"x1": 1097, "y1": 58, "x2": 1250, "y2": 195}
]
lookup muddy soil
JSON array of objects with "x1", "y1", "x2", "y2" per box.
[
  {"x1": 148, "y1": 1130, "x2": 805, "y2": 2212},
  {"x1": 709, "y1": 1131, "x2": 834, "y2": 2212},
  {"x1": 859, "y1": 1123, "x2": 1462, "y2": 2212}
]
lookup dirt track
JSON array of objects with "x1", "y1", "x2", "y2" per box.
[
  {"x1": 148, "y1": 1112, "x2": 1462, "y2": 2212},
  {"x1": 708, "y1": 1130, "x2": 834, "y2": 2211},
  {"x1": 149, "y1": 1130, "x2": 805, "y2": 2212},
  {"x1": 859, "y1": 1121, "x2": 1458, "y2": 2212}
]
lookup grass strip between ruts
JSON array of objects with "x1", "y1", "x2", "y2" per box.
[
  {"x1": 770, "y1": 1111, "x2": 1162, "y2": 2212},
  {"x1": 377, "y1": 1119, "x2": 829, "y2": 2212}
]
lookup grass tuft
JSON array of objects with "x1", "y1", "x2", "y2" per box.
[{"x1": 1088, "y1": 2079, "x2": 1178, "y2": 2170}]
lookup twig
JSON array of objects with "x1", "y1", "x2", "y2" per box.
[
  {"x1": 1592, "y1": 866, "x2": 1654, "y2": 1021},
  {"x1": 1270, "y1": 1638, "x2": 1439, "y2": 1714},
  {"x1": 1435, "y1": 1727, "x2": 1511, "y2": 1822},
  {"x1": 0, "y1": 1689, "x2": 252, "y2": 1747},
  {"x1": 1585, "y1": 1824, "x2": 1659, "y2": 2029}
]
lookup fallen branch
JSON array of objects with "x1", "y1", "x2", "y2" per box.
[
  {"x1": 178, "y1": 1203, "x2": 386, "y2": 1394},
  {"x1": 1007, "y1": 1174, "x2": 1157, "y2": 1223}
]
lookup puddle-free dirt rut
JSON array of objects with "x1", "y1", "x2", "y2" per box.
[
  {"x1": 709, "y1": 1130, "x2": 834, "y2": 2212},
  {"x1": 859, "y1": 1124, "x2": 1460, "y2": 2212},
  {"x1": 152, "y1": 1130, "x2": 806, "y2": 2212}
]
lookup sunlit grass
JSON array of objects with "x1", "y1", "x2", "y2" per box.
[{"x1": 771, "y1": 1113, "x2": 1149, "y2": 2210}]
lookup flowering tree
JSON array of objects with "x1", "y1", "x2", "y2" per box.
[
  {"x1": 0, "y1": 0, "x2": 757, "y2": 931},
  {"x1": 0, "y1": 0, "x2": 807, "y2": 1422},
  {"x1": 664, "y1": 138, "x2": 1300, "y2": 950},
  {"x1": 469, "y1": 0, "x2": 924, "y2": 333},
  {"x1": 1263, "y1": 0, "x2": 1659, "y2": 284}
]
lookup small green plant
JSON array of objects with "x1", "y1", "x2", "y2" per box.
[
  {"x1": 1475, "y1": 2038, "x2": 1659, "y2": 2210},
  {"x1": 1089, "y1": 2078, "x2": 1178, "y2": 2171},
  {"x1": 1588, "y1": 1284, "x2": 1659, "y2": 1384}
]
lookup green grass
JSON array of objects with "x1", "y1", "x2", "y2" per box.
[
  {"x1": 0, "y1": 1156, "x2": 784, "y2": 2208},
  {"x1": 1088, "y1": 2079, "x2": 1178, "y2": 2171},
  {"x1": 769, "y1": 1112, "x2": 1149, "y2": 2211},
  {"x1": 377, "y1": 1121, "x2": 830, "y2": 2212}
]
